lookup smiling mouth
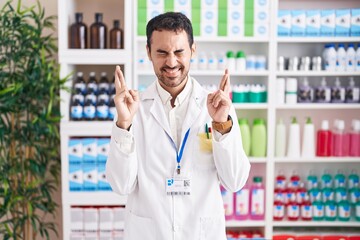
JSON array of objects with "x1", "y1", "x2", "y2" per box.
[{"x1": 162, "y1": 67, "x2": 182, "y2": 74}]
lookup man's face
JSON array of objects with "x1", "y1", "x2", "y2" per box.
[{"x1": 147, "y1": 30, "x2": 195, "y2": 90}]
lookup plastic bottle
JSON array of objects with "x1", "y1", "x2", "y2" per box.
[
  {"x1": 306, "y1": 170, "x2": 318, "y2": 190},
  {"x1": 273, "y1": 195, "x2": 285, "y2": 221},
  {"x1": 309, "y1": 182, "x2": 321, "y2": 203},
  {"x1": 348, "y1": 169, "x2": 360, "y2": 190},
  {"x1": 331, "y1": 77, "x2": 345, "y2": 103},
  {"x1": 315, "y1": 77, "x2": 331, "y2": 103},
  {"x1": 296, "y1": 182, "x2": 307, "y2": 204},
  {"x1": 275, "y1": 170, "x2": 286, "y2": 203},
  {"x1": 90, "y1": 13, "x2": 107, "y2": 49},
  {"x1": 355, "y1": 189, "x2": 360, "y2": 221},
  {"x1": 336, "y1": 43, "x2": 347, "y2": 72},
  {"x1": 325, "y1": 44, "x2": 337, "y2": 71},
  {"x1": 335, "y1": 181, "x2": 347, "y2": 204},
  {"x1": 321, "y1": 170, "x2": 333, "y2": 189},
  {"x1": 324, "y1": 195, "x2": 337, "y2": 221},
  {"x1": 287, "y1": 117, "x2": 300, "y2": 158},
  {"x1": 98, "y1": 72, "x2": 110, "y2": 93},
  {"x1": 251, "y1": 119, "x2": 267, "y2": 157},
  {"x1": 87, "y1": 72, "x2": 98, "y2": 95},
  {"x1": 220, "y1": 185, "x2": 234, "y2": 220},
  {"x1": 298, "y1": 77, "x2": 314, "y2": 103},
  {"x1": 301, "y1": 117, "x2": 315, "y2": 158},
  {"x1": 250, "y1": 177, "x2": 265, "y2": 220},
  {"x1": 246, "y1": 55, "x2": 256, "y2": 71},
  {"x1": 208, "y1": 52, "x2": 218, "y2": 70},
  {"x1": 285, "y1": 182, "x2": 296, "y2": 206},
  {"x1": 110, "y1": 20, "x2": 124, "y2": 49},
  {"x1": 349, "y1": 120, "x2": 360, "y2": 156},
  {"x1": 72, "y1": 88, "x2": 85, "y2": 106},
  {"x1": 198, "y1": 52, "x2": 208, "y2": 70},
  {"x1": 234, "y1": 184, "x2": 250, "y2": 220},
  {"x1": 238, "y1": 118, "x2": 251, "y2": 156},
  {"x1": 108, "y1": 97, "x2": 116, "y2": 120},
  {"x1": 256, "y1": 55, "x2": 267, "y2": 71},
  {"x1": 346, "y1": 43, "x2": 356, "y2": 71},
  {"x1": 312, "y1": 197, "x2": 324, "y2": 221},
  {"x1": 334, "y1": 170, "x2": 346, "y2": 188},
  {"x1": 70, "y1": 12, "x2": 87, "y2": 49},
  {"x1": 74, "y1": 72, "x2": 87, "y2": 95},
  {"x1": 349, "y1": 182, "x2": 360, "y2": 212},
  {"x1": 217, "y1": 52, "x2": 227, "y2": 70},
  {"x1": 345, "y1": 77, "x2": 360, "y2": 103},
  {"x1": 300, "y1": 194, "x2": 312, "y2": 221},
  {"x1": 338, "y1": 193, "x2": 351, "y2": 221},
  {"x1": 287, "y1": 194, "x2": 300, "y2": 221},
  {"x1": 70, "y1": 99, "x2": 83, "y2": 121},
  {"x1": 316, "y1": 120, "x2": 332, "y2": 157},
  {"x1": 96, "y1": 99, "x2": 109, "y2": 121},
  {"x1": 332, "y1": 120, "x2": 349, "y2": 156},
  {"x1": 236, "y1": 51, "x2": 246, "y2": 71},
  {"x1": 285, "y1": 78, "x2": 298, "y2": 104},
  {"x1": 356, "y1": 44, "x2": 360, "y2": 71},
  {"x1": 322, "y1": 185, "x2": 335, "y2": 203},
  {"x1": 275, "y1": 118, "x2": 286, "y2": 157},
  {"x1": 226, "y1": 51, "x2": 236, "y2": 72},
  {"x1": 83, "y1": 99, "x2": 96, "y2": 121}
]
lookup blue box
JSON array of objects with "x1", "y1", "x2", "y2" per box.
[
  {"x1": 97, "y1": 138, "x2": 110, "y2": 164},
  {"x1": 306, "y1": 10, "x2": 320, "y2": 36},
  {"x1": 335, "y1": 9, "x2": 350, "y2": 36},
  {"x1": 351, "y1": 9, "x2": 360, "y2": 36},
  {"x1": 291, "y1": 10, "x2": 306, "y2": 36},
  {"x1": 278, "y1": 10, "x2": 291, "y2": 36},
  {"x1": 321, "y1": 10, "x2": 335, "y2": 36},
  {"x1": 69, "y1": 164, "x2": 83, "y2": 191},
  {"x1": 68, "y1": 139, "x2": 83, "y2": 164},
  {"x1": 82, "y1": 138, "x2": 97, "y2": 164},
  {"x1": 83, "y1": 164, "x2": 98, "y2": 191},
  {"x1": 98, "y1": 163, "x2": 112, "y2": 191}
]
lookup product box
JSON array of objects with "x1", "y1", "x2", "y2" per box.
[
  {"x1": 227, "y1": 9, "x2": 244, "y2": 37},
  {"x1": 321, "y1": 10, "x2": 335, "y2": 36},
  {"x1": 291, "y1": 10, "x2": 306, "y2": 36},
  {"x1": 97, "y1": 138, "x2": 110, "y2": 164},
  {"x1": 200, "y1": 9, "x2": 218, "y2": 36},
  {"x1": 83, "y1": 208, "x2": 98, "y2": 233},
  {"x1": 113, "y1": 207, "x2": 126, "y2": 231},
  {"x1": 70, "y1": 208, "x2": 84, "y2": 233},
  {"x1": 82, "y1": 138, "x2": 97, "y2": 164},
  {"x1": 306, "y1": 10, "x2": 321, "y2": 36},
  {"x1": 335, "y1": 9, "x2": 351, "y2": 36},
  {"x1": 68, "y1": 139, "x2": 83, "y2": 164},
  {"x1": 201, "y1": 0, "x2": 217, "y2": 9},
  {"x1": 174, "y1": 0, "x2": 191, "y2": 13},
  {"x1": 255, "y1": 0, "x2": 269, "y2": 10},
  {"x1": 146, "y1": 0, "x2": 164, "y2": 10},
  {"x1": 98, "y1": 163, "x2": 112, "y2": 191},
  {"x1": 69, "y1": 164, "x2": 83, "y2": 191},
  {"x1": 351, "y1": 9, "x2": 360, "y2": 36},
  {"x1": 254, "y1": 22, "x2": 269, "y2": 37},
  {"x1": 278, "y1": 10, "x2": 291, "y2": 36},
  {"x1": 255, "y1": 8, "x2": 269, "y2": 23},
  {"x1": 83, "y1": 164, "x2": 98, "y2": 191},
  {"x1": 99, "y1": 208, "x2": 114, "y2": 232}
]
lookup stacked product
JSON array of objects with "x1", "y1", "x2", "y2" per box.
[
  {"x1": 70, "y1": 72, "x2": 117, "y2": 121},
  {"x1": 273, "y1": 169, "x2": 360, "y2": 221},
  {"x1": 238, "y1": 118, "x2": 267, "y2": 157},
  {"x1": 68, "y1": 137, "x2": 112, "y2": 192},
  {"x1": 232, "y1": 84, "x2": 267, "y2": 103},
  {"x1": 226, "y1": 230, "x2": 264, "y2": 240}
]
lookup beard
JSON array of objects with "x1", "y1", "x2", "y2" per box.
[{"x1": 155, "y1": 64, "x2": 189, "y2": 89}]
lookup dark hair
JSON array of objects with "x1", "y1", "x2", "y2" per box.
[{"x1": 146, "y1": 12, "x2": 194, "y2": 51}]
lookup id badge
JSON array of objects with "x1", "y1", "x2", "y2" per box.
[{"x1": 166, "y1": 177, "x2": 191, "y2": 195}]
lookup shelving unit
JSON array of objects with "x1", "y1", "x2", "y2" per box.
[{"x1": 59, "y1": 0, "x2": 360, "y2": 239}]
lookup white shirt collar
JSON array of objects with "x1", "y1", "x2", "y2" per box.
[{"x1": 156, "y1": 76, "x2": 192, "y2": 107}]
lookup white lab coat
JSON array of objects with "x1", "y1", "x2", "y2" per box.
[{"x1": 106, "y1": 77, "x2": 250, "y2": 240}]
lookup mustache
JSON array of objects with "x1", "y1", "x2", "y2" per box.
[{"x1": 161, "y1": 65, "x2": 183, "y2": 71}]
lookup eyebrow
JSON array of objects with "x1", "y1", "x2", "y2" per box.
[{"x1": 156, "y1": 49, "x2": 185, "y2": 54}]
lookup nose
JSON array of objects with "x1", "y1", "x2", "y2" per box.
[{"x1": 165, "y1": 53, "x2": 178, "y2": 68}]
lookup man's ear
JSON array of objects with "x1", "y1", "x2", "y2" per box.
[
  {"x1": 191, "y1": 43, "x2": 196, "y2": 56},
  {"x1": 146, "y1": 44, "x2": 152, "y2": 61}
]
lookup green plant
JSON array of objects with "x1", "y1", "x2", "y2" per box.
[{"x1": 0, "y1": 1, "x2": 68, "y2": 239}]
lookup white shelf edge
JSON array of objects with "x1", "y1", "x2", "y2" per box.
[
  {"x1": 137, "y1": 70, "x2": 269, "y2": 76},
  {"x1": 136, "y1": 36, "x2": 269, "y2": 43},
  {"x1": 276, "y1": 71, "x2": 360, "y2": 77},
  {"x1": 276, "y1": 104, "x2": 360, "y2": 110},
  {"x1": 249, "y1": 157, "x2": 268, "y2": 163},
  {"x1": 226, "y1": 220, "x2": 266, "y2": 227},
  {"x1": 276, "y1": 37, "x2": 360, "y2": 43},
  {"x1": 234, "y1": 103, "x2": 268, "y2": 109},
  {"x1": 274, "y1": 157, "x2": 360, "y2": 163},
  {"x1": 273, "y1": 220, "x2": 360, "y2": 227},
  {"x1": 66, "y1": 192, "x2": 127, "y2": 206},
  {"x1": 59, "y1": 49, "x2": 132, "y2": 64},
  {"x1": 61, "y1": 121, "x2": 113, "y2": 136}
]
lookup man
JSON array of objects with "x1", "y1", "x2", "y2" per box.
[{"x1": 106, "y1": 12, "x2": 250, "y2": 240}]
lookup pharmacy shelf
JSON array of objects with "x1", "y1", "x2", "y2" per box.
[
  {"x1": 274, "y1": 157, "x2": 360, "y2": 163},
  {"x1": 137, "y1": 70, "x2": 269, "y2": 76},
  {"x1": 233, "y1": 103, "x2": 268, "y2": 109},
  {"x1": 61, "y1": 121, "x2": 113, "y2": 136},
  {"x1": 273, "y1": 221, "x2": 360, "y2": 227},
  {"x1": 249, "y1": 157, "x2": 268, "y2": 163},
  {"x1": 66, "y1": 192, "x2": 127, "y2": 206},
  {"x1": 59, "y1": 49, "x2": 132, "y2": 64},
  {"x1": 276, "y1": 104, "x2": 360, "y2": 110},
  {"x1": 226, "y1": 220, "x2": 266, "y2": 227},
  {"x1": 276, "y1": 37, "x2": 360, "y2": 43},
  {"x1": 276, "y1": 71, "x2": 360, "y2": 77},
  {"x1": 136, "y1": 36, "x2": 269, "y2": 43}
]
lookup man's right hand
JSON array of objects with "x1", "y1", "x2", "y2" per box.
[{"x1": 114, "y1": 65, "x2": 140, "y2": 129}]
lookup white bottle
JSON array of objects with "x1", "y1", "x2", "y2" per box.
[
  {"x1": 356, "y1": 44, "x2": 360, "y2": 71},
  {"x1": 190, "y1": 54, "x2": 198, "y2": 70},
  {"x1": 336, "y1": 43, "x2": 347, "y2": 72},
  {"x1": 256, "y1": 55, "x2": 267, "y2": 71},
  {"x1": 226, "y1": 51, "x2": 236, "y2": 72},
  {"x1": 285, "y1": 78, "x2": 298, "y2": 104},
  {"x1": 236, "y1": 51, "x2": 246, "y2": 72},
  {"x1": 326, "y1": 44, "x2": 337, "y2": 71},
  {"x1": 275, "y1": 118, "x2": 287, "y2": 157},
  {"x1": 346, "y1": 43, "x2": 356, "y2": 72},
  {"x1": 287, "y1": 117, "x2": 301, "y2": 158},
  {"x1": 198, "y1": 51, "x2": 208, "y2": 70},
  {"x1": 276, "y1": 78, "x2": 286, "y2": 105},
  {"x1": 208, "y1": 52, "x2": 218, "y2": 70},
  {"x1": 322, "y1": 44, "x2": 330, "y2": 70},
  {"x1": 246, "y1": 55, "x2": 256, "y2": 71},
  {"x1": 217, "y1": 52, "x2": 227, "y2": 71},
  {"x1": 302, "y1": 117, "x2": 315, "y2": 158}
]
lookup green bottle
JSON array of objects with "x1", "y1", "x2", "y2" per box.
[
  {"x1": 335, "y1": 182, "x2": 347, "y2": 204},
  {"x1": 334, "y1": 169, "x2": 346, "y2": 188},
  {"x1": 251, "y1": 118, "x2": 267, "y2": 157},
  {"x1": 306, "y1": 170, "x2": 318, "y2": 190},
  {"x1": 324, "y1": 195, "x2": 337, "y2": 221},
  {"x1": 312, "y1": 199, "x2": 324, "y2": 221},
  {"x1": 338, "y1": 193, "x2": 351, "y2": 221},
  {"x1": 322, "y1": 187, "x2": 334, "y2": 203},
  {"x1": 355, "y1": 190, "x2": 360, "y2": 221},
  {"x1": 349, "y1": 182, "x2": 360, "y2": 218},
  {"x1": 238, "y1": 118, "x2": 251, "y2": 156},
  {"x1": 321, "y1": 170, "x2": 333, "y2": 189},
  {"x1": 348, "y1": 169, "x2": 359, "y2": 190}
]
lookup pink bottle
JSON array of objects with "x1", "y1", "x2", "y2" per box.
[
  {"x1": 274, "y1": 170, "x2": 286, "y2": 203},
  {"x1": 332, "y1": 120, "x2": 349, "y2": 156},
  {"x1": 349, "y1": 120, "x2": 360, "y2": 156},
  {"x1": 234, "y1": 184, "x2": 250, "y2": 220},
  {"x1": 220, "y1": 185, "x2": 234, "y2": 220},
  {"x1": 316, "y1": 120, "x2": 332, "y2": 157},
  {"x1": 250, "y1": 176, "x2": 265, "y2": 220},
  {"x1": 273, "y1": 195, "x2": 285, "y2": 221},
  {"x1": 287, "y1": 194, "x2": 300, "y2": 221}
]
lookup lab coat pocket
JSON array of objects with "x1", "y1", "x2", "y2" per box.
[
  {"x1": 199, "y1": 215, "x2": 226, "y2": 240},
  {"x1": 197, "y1": 133, "x2": 213, "y2": 153},
  {"x1": 125, "y1": 211, "x2": 157, "y2": 239}
]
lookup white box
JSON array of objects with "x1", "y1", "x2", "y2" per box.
[
  {"x1": 306, "y1": 10, "x2": 320, "y2": 36},
  {"x1": 113, "y1": 207, "x2": 125, "y2": 231},
  {"x1": 147, "y1": 8, "x2": 164, "y2": 22},
  {"x1": 83, "y1": 208, "x2": 99, "y2": 233},
  {"x1": 254, "y1": 22, "x2": 269, "y2": 37},
  {"x1": 254, "y1": 0, "x2": 269, "y2": 10},
  {"x1": 99, "y1": 208, "x2": 114, "y2": 232},
  {"x1": 147, "y1": 0, "x2": 164, "y2": 10},
  {"x1": 228, "y1": 0, "x2": 244, "y2": 9},
  {"x1": 321, "y1": 10, "x2": 335, "y2": 36},
  {"x1": 278, "y1": 10, "x2": 291, "y2": 36},
  {"x1": 70, "y1": 208, "x2": 84, "y2": 233},
  {"x1": 351, "y1": 9, "x2": 360, "y2": 36},
  {"x1": 335, "y1": 9, "x2": 350, "y2": 36},
  {"x1": 201, "y1": 0, "x2": 217, "y2": 9},
  {"x1": 201, "y1": 9, "x2": 218, "y2": 36},
  {"x1": 227, "y1": 9, "x2": 244, "y2": 37},
  {"x1": 255, "y1": 7, "x2": 269, "y2": 23},
  {"x1": 291, "y1": 10, "x2": 306, "y2": 36}
]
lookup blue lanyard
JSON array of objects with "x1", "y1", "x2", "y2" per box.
[{"x1": 175, "y1": 128, "x2": 190, "y2": 174}]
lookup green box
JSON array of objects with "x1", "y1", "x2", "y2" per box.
[
  {"x1": 244, "y1": 23, "x2": 254, "y2": 37},
  {"x1": 232, "y1": 92, "x2": 250, "y2": 103},
  {"x1": 137, "y1": 8, "x2": 147, "y2": 23},
  {"x1": 137, "y1": 22, "x2": 147, "y2": 36},
  {"x1": 218, "y1": 0, "x2": 227, "y2": 9},
  {"x1": 164, "y1": 0, "x2": 174, "y2": 12},
  {"x1": 137, "y1": 0, "x2": 147, "y2": 8},
  {"x1": 218, "y1": 9, "x2": 228, "y2": 23},
  {"x1": 191, "y1": 8, "x2": 201, "y2": 23},
  {"x1": 192, "y1": 0, "x2": 201, "y2": 9},
  {"x1": 192, "y1": 23, "x2": 200, "y2": 36},
  {"x1": 244, "y1": 8, "x2": 254, "y2": 23},
  {"x1": 218, "y1": 23, "x2": 227, "y2": 36}
]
